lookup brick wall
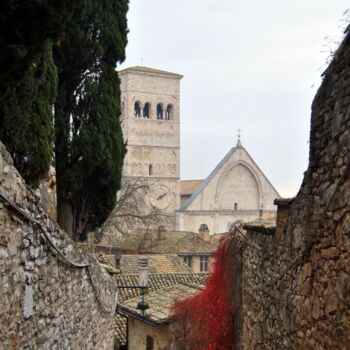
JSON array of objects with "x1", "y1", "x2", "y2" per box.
[
  {"x1": 0, "y1": 143, "x2": 116, "y2": 350},
  {"x1": 240, "y1": 27, "x2": 350, "y2": 349}
]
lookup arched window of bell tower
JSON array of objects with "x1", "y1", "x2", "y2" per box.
[
  {"x1": 143, "y1": 103, "x2": 150, "y2": 119},
  {"x1": 134, "y1": 101, "x2": 141, "y2": 118},
  {"x1": 165, "y1": 104, "x2": 173, "y2": 120},
  {"x1": 156, "y1": 103, "x2": 164, "y2": 120}
]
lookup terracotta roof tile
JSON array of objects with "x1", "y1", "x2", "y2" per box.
[
  {"x1": 119, "y1": 283, "x2": 201, "y2": 324},
  {"x1": 119, "y1": 254, "x2": 192, "y2": 274},
  {"x1": 115, "y1": 272, "x2": 208, "y2": 345},
  {"x1": 147, "y1": 232, "x2": 216, "y2": 255},
  {"x1": 180, "y1": 180, "x2": 203, "y2": 196},
  {"x1": 115, "y1": 272, "x2": 208, "y2": 302}
]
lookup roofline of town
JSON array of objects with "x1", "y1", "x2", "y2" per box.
[{"x1": 118, "y1": 306, "x2": 170, "y2": 327}]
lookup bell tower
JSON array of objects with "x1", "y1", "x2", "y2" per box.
[{"x1": 118, "y1": 66, "x2": 183, "y2": 229}]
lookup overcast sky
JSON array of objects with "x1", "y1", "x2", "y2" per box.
[{"x1": 118, "y1": 1, "x2": 349, "y2": 197}]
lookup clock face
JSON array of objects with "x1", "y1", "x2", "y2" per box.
[{"x1": 149, "y1": 184, "x2": 172, "y2": 210}]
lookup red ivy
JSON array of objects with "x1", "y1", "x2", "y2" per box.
[{"x1": 171, "y1": 233, "x2": 237, "y2": 350}]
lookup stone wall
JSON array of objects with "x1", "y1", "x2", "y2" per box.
[
  {"x1": 0, "y1": 143, "x2": 116, "y2": 350},
  {"x1": 240, "y1": 27, "x2": 350, "y2": 349}
]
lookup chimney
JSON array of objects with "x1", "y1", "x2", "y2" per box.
[
  {"x1": 138, "y1": 257, "x2": 149, "y2": 287},
  {"x1": 199, "y1": 224, "x2": 210, "y2": 241},
  {"x1": 115, "y1": 253, "x2": 122, "y2": 269}
]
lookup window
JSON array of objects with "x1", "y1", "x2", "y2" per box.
[
  {"x1": 143, "y1": 103, "x2": 150, "y2": 118},
  {"x1": 134, "y1": 101, "x2": 141, "y2": 118},
  {"x1": 234, "y1": 203, "x2": 238, "y2": 210},
  {"x1": 121, "y1": 101, "x2": 125, "y2": 118},
  {"x1": 149, "y1": 164, "x2": 153, "y2": 176},
  {"x1": 183, "y1": 256, "x2": 192, "y2": 268},
  {"x1": 146, "y1": 336, "x2": 154, "y2": 350},
  {"x1": 156, "y1": 103, "x2": 164, "y2": 119},
  {"x1": 200, "y1": 256, "x2": 209, "y2": 272},
  {"x1": 165, "y1": 104, "x2": 173, "y2": 120}
]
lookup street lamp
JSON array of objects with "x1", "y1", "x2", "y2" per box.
[{"x1": 117, "y1": 256, "x2": 150, "y2": 317}]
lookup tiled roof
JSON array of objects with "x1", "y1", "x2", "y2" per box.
[
  {"x1": 115, "y1": 313, "x2": 127, "y2": 346},
  {"x1": 118, "y1": 66, "x2": 183, "y2": 78},
  {"x1": 96, "y1": 253, "x2": 193, "y2": 274},
  {"x1": 115, "y1": 272, "x2": 208, "y2": 345},
  {"x1": 180, "y1": 180, "x2": 203, "y2": 196},
  {"x1": 119, "y1": 254, "x2": 192, "y2": 274},
  {"x1": 119, "y1": 283, "x2": 201, "y2": 324},
  {"x1": 147, "y1": 232, "x2": 216, "y2": 255},
  {"x1": 115, "y1": 272, "x2": 208, "y2": 302}
]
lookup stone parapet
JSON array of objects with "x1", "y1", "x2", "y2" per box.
[{"x1": 0, "y1": 143, "x2": 116, "y2": 350}]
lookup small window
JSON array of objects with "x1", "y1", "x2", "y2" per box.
[
  {"x1": 149, "y1": 164, "x2": 153, "y2": 176},
  {"x1": 234, "y1": 203, "x2": 238, "y2": 210},
  {"x1": 156, "y1": 103, "x2": 164, "y2": 119},
  {"x1": 121, "y1": 101, "x2": 125, "y2": 117},
  {"x1": 143, "y1": 103, "x2": 150, "y2": 118},
  {"x1": 200, "y1": 256, "x2": 209, "y2": 272},
  {"x1": 183, "y1": 256, "x2": 192, "y2": 268},
  {"x1": 165, "y1": 104, "x2": 173, "y2": 120},
  {"x1": 146, "y1": 335, "x2": 154, "y2": 350},
  {"x1": 134, "y1": 101, "x2": 141, "y2": 118}
]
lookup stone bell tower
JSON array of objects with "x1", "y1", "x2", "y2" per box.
[{"x1": 118, "y1": 66, "x2": 183, "y2": 229}]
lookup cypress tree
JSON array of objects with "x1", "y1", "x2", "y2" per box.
[
  {"x1": 0, "y1": 40, "x2": 57, "y2": 186},
  {"x1": 54, "y1": 0, "x2": 128, "y2": 240},
  {"x1": 0, "y1": 1, "x2": 72, "y2": 185}
]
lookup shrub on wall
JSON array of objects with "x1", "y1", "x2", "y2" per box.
[{"x1": 172, "y1": 232, "x2": 240, "y2": 350}]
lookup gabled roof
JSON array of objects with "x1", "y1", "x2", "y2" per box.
[
  {"x1": 119, "y1": 283, "x2": 202, "y2": 325},
  {"x1": 145, "y1": 232, "x2": 216, "y2": 255},
  {"x1": 115, "y1": 272, "x2": 208, "y2": 302},
  {"x1": 115, "y1": 272, "x2": 207, "y2": 345},
  {"x1": 179, "y1": 141, "x2": 280, "y2": 210},
  {"x1": 118, "y1": 66, "x2": 183, "y2": 78},
  {"x1": 120, "y1": 254, "x2": 192, "y2": 274},
  {"x1": 179, "y1": 146, "x2": 238, "y2": 210},
  {"x1": 96, "y1": 253, "x2": 192, "y2": 274}
]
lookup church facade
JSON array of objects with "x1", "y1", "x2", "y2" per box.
[
  {"x1": 176, "y1": 139, "x2": 280, "y2": 234},
  {"x1": 117, "y1": 66, "x2": 279, "y2": 235}
]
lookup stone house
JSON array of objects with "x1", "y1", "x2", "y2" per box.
[
  {"x1": 115, "y1": 270, "x2": 207, "y2": 349},
  {"x1": 118, "y1": 283, "x2": 202, "y2": 350},
  {"x1": 144, "y1": 230, "x2": 217, "y2": 273}
]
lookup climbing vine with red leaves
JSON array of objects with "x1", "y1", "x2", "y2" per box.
[{"x1": 171, "y1": 232, "x2": 241, "y2": 350}]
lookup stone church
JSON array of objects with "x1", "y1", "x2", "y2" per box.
[
  {"x1": 176, "y1": 138, "x2": 280, "y2": 233},
  {"x1": 117, "y1": 66, "x2": 280, "y2": 235}
]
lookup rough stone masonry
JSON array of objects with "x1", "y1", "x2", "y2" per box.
[
  {"x1": 0, "y1": 142, "x2": 116, "y2": 349},
  {"x1": 240, "y1": 26, "x2": 350, "y2": 349}
]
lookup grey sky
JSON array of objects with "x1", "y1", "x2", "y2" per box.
[{"x1": 118, "y1": 1, "x2": 349, "y2": 197}]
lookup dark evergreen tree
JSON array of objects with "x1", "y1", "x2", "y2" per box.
[
  {"x1": 0, "y1": 40, "x2": 57, "y2": 186},
  {"x1": 0, "y1": 1, "x2": 72, "y2": 185},
  {"x1": 54, "y1": 0, "x2": 128, "y2": 240}
]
